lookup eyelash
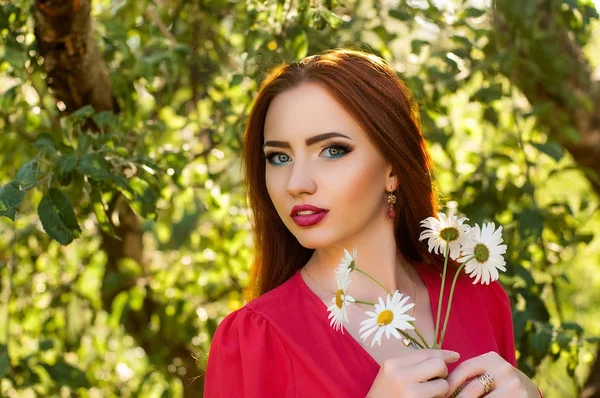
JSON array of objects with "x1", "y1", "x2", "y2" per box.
[{"x1": 263, "y1": 143, "x2": 353, "y2": 166}]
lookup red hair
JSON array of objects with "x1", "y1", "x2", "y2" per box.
[{"x1": 242, "y1": 48, "x2": 450, "y2": 302}]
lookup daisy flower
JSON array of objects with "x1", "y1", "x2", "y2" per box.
[
  {"x1": 419, "y1": 213, "x2": 471, "y2": 260},
  {"x1": 327, "y1": 270, "x2": 356, "y2": 333},
  {"x1": 335, "y1": 246, "x2": 358, "y2": 276},
  {"x1": 458, "y1": 222, "x2": 507, "y2": 285},
  {"x1": 359, "y1": 291, "x2": 415, "y2": 348}
]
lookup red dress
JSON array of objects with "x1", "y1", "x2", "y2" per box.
[{"x1": 204, "y1": 262, "x2": 530, "y2": 397}]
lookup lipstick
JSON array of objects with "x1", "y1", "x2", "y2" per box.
[{"x1": 290, "y1": 204, "x2": 329, "y2": 227}]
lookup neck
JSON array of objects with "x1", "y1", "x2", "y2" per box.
[{"x1": 302, "y1": 220, "x2": 415, "y2": 303}]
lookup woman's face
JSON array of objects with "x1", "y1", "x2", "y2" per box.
[{"x1": 263, "y1": 82, "x2": 396, "y2": 249}]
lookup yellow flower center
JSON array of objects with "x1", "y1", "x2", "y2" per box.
[
  {"x1": 474, "y1": 243, "x2": 490, "y2": 263},
  {"x1": 440, "y1": 227, "x2": 459, "y2": 242},
  {"x1": 377, "y1": 309, "x2": 394, "y2": 326},
  {"x1": 335, "y1": 289, "x2": 344, "y2": 308}
]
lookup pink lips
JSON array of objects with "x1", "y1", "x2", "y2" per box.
[
  {"x1": 292, "y1": 212, "x2": 328, "y2": 226},
  {"x1": 290, "y1": 204, "x2": 329, "y2": 227}
]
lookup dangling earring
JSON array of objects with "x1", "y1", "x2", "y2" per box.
[{"x1": 386, "y1": 189, "x2": 397, "y2": 219}]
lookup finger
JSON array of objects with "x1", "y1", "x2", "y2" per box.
[
  {"x1": 445, "y1": 353, "x2": 494, "y2": 395},
  {"x1": 414, "y1": 377, "x2": 451, "y2": 398},
  {"x1": 405, "y1": 357, "x2": 450, "y2": 383},
  {"x1": 401, "y1": 349, "x2": 460, "y2": 367},
  {"x1": 454, "y1": 376, "x2": 488, "y2": 398},
  {"x1": 483, "y1": 389, "x2": 505, "y2": 398},
  {"x1": 479, "y1": 382, "x2": 523, "y2": 398}
]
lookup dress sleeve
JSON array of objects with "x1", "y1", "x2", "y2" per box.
[
  {"x1": 488, "y1": 282, "x2": 544, "y2": 397},
  {"x1": 203, "y1": 307, "x2": 295, "y2": 397},
  {"x1": 487, "y1": 281, "x2": 517, "y2": 367}
]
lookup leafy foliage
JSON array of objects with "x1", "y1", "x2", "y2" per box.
[{"x1": 0, "y1": 0, "x2": 599, "y2": 396}]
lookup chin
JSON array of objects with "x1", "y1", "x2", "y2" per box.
[{"x1": 292, "y1": 232, "x2": 339, "y2": 250}]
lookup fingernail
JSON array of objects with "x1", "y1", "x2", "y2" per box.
[{"x1": 451, "y1": 351, "x2": 460, "y2": 358}]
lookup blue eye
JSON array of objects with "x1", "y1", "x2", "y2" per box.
[
  {"x1": 263, "y1": 152, "x2": 292, "y2": 165},
  {"x1": 263, "y1": 143, "x2": 352, "y2": 166},
  {"x1": 322, "y1": 144, "x2": 351, "y2": 158}
]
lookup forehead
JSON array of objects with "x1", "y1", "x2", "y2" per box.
[{"x1": 263, "y1": 82, "x2": 364, "y2": 141}]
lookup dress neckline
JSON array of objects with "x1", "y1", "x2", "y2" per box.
[{"x1": 294, "y1": 262, "x2": 442, "y2": 368}]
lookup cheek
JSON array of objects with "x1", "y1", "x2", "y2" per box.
[
  {"x1": 333, "y1": 158, "x2": 384, "y2": 202},
  {"x1": 265, "y1": 169, "x2": 286, "y2": 209}
]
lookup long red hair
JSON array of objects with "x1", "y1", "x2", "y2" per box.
[{"x1": 242, "y1": 48, "x2": 449, "y2": 302}]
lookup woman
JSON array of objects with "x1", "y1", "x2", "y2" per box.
[{"x1": 203, "y1": 48, "x2": 542, "y2": 397}]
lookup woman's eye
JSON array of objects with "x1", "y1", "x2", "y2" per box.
[
  {"x1": 264, "y1": 152, "x2": 291, "y2": 165},
  {"x1": 264, "y1": 143, "x2": 351, "y2": 166},
  {"x1": 322, "y1": 144, "x2": 351, "y2": 158}
]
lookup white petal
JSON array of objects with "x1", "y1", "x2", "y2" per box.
[{"x1": 373, "y1": 327, "x2": 386, "y2": 347}]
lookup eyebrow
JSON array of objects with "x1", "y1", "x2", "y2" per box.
[{"x1": 263, "y1": 132, "x2": 352, "y2": 149}]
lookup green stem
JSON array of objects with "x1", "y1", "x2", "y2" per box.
[
  {"x1": 409, "y1": 321, "x2": 431, "y2": 349},
  {"x1": 434, "y1": 245, "x2": 450, "y2": 348},
  {"x1": 438, "y1": 261, "x2": 469, "y2": 348},
  {"x1": 354, "y1": 267, "x2": 391, "y2": 295},
  {"x1": 354, "y1": 299, "x2": 376, "y2": 306},
  {"x1": 398, "y1": 329, "x2": 425, "y2": 349}
]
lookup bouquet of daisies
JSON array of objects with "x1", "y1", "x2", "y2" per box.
[{"x1": 326, "y1": 212, "x2": 507, "y2": 350}]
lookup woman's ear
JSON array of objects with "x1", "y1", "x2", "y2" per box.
[{"x1": 386, "y1": 164, "x2": 398, "y2": 191}]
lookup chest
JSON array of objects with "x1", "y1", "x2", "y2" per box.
[
  {"x1": 346, "y1": 286, "x2": 435, "y2": 365},
  {"x1": 339, "y1": 282, "x2": 437, "y2": 365}
]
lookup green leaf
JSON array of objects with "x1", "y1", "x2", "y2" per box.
[
  {"x1": 517, "y1": 207, "x2": 545, "y2": 239},
  {"x1": 289, "y1": 29, "x2": 309, "y2": 59},
  {"x1": 129, "y1": 285, "x2": 146, "y2": 311},
  {"x1": 68, "y1": 105, "x2": 95, "y2": 120},
  {"x1": 411, "y1": 39, "x2": 429, "y2": 55},
  {"x1": 38, "y1": 188, "x2": 80, "y2": 245},
  {"x1": 39, "y1": 340, "x2": 54, "y2": 351},
  {"x1": 0, "y1": 344, "x2": 9, "y2": 378},
  {"x1": 561, "y1": 322, "x2": 584, "y2": 335},
  {"x1": 526, "y1": 294, "x2": 551, "y2": 322},
  {"x1": 109, "y1": 291, "x2": 130, "y2": 328},
  {"x1": 92, "y1": 111, "x2": 117, "y2": 130},
  {"x1": 555, "y1": 332, "x2": 572, "y2": 350},
  {"x1": 529, "y1": 326, "x2": 552, "y2": 362},
  {"x1": 531, "y1": 141, "x2": 564, "y2": 162},
  {"x1": 317, "y1": 9, "x2": 343, "y2": 28},
  {"x1": 56, "y1": 154, "x2": 77, "y2": 175},
  {"x1": 561, "y1": 127, "x2": 581, "y2": 143},
  {"x1": 0, "y1": 181, "x2": 25, "y2": 221},
  {"x1": 389, "y1": 8, "x2": 411, "y2": 21},
  {"x1": 4, "y1": 40, "x2": 27, "y2": 69},
  {"x1": 16, "y1": 157, "x2": 39, "y2": 188},
  {"x1": 77, "y1": 134, "x2": 92, "y2": 155},
  {"x1": 450, "y1": 35, "x2": 472, "y2": 49},
  {"x1": 231, "y1": 74, "x2": 244, "y2": 86},
  {"x1": 41, "y1": 360, "x2": 89, "y2": 388},
  {"x1": 76, "y1": 153, "x2": 112, "y2": 181},
  {"x1": 513, "y1": 310, "x2": 529, "y2": 342},
  {"x1": 111, "y1": 174, "x2": 135, "y2": 197},
  {"x1": 471, "y1": 84, "x2": 503, "y2": 102},
  {"x1": 483, "y1": 106, "x2": 499, "y2": 125},
  {"x1": 33, "y1": 134, "x2": 57, "y2": 155},
  {"x1": 55, "y1": 154, "x2": 78, "y2": 186},
  {"x1": 463, "y1": 7, "x2": 486, "y2": 18},
  {"x1": 574, "y1": 232, "x2": 594, "y2": 244}
]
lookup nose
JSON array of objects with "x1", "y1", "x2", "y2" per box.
[{"x1": 286, "y1": 159, "x2": 317, "y2": 198}]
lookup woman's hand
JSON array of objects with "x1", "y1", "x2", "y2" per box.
[
  {"x1": 444, "y1": 351, "x2": 541, "y2": 397},
  {"x1": 366, "y1": 349, "x2": 460, "y2": 398}
]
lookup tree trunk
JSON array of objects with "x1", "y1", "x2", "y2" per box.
[{"x1": 32, "y1": 1, "x2": 203, "y2": 396}]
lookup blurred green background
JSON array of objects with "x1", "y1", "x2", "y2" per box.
[{"x1": 1, "y1": 0, "x2": 600, "y2": 397}]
